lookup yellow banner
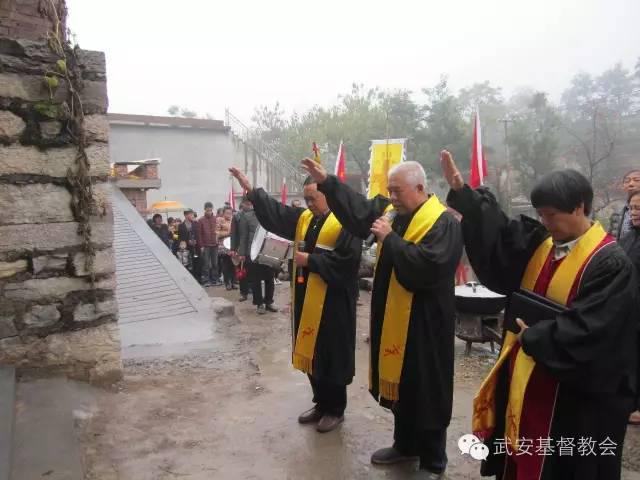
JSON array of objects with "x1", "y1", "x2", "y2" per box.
[{"x1": 367, "y1": 139, "x2": 405, "y2": 199}]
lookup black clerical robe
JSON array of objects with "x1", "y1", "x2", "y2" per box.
[
  {"x1": 448, "y1": 185, "x2": 638, "y2": 480},
  {"x1": 318, "y1": 175, "x2": 463, "y2": 429},
  {"x1": 248, "y1": 188, "x2": 361, "y2": 386}
]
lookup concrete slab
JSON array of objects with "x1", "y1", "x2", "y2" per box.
[
  {"x1": 110, "y1": 185, "x2": 221, "y2": 357},
  {"x1": 0, "y1": 366, "x2": 15, "y2": 480},
  {"x1": 11, "y1": 378, "x2": 96, "y2": 480}
]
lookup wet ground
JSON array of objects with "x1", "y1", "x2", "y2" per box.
[{"x1": 80, "y1": 285, "x2": 640, "y2": 479}]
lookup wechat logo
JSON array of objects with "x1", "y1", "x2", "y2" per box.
[{"x1": 458, "y1": 434, "x2": 489, "y2": 461}]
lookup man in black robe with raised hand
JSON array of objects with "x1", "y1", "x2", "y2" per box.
[
  {"x1": 302, "y1": 158, "x2": 462, "y2": 479},
  {"x1": 229, "y1": 166, "x2": 361, "y2": 433},
  {"x1": 442, "y1": 150, "x2": 638, "y2": 480}
]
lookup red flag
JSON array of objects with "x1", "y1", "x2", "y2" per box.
[
  {"x1": 280, "y1": 177, "x2": 288, "y2": 205},
  {"x1": 334, "y1": 141, "x2": 346, "y2": 182},
  {"x1": 469, "y1": 110, "x2": 488, "y2": 189}
]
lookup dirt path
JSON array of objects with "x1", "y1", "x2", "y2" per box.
[{"x1": 80, "y1": 285, "x2": 640, "y2": 479}]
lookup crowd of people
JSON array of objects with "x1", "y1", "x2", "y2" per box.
[{"x1": 147, "y1": 199, "x2": 294, "y2": 315}]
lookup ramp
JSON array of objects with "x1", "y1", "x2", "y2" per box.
[{"x1": 111, "y1": 185, "x2": 218, "y2": 357}]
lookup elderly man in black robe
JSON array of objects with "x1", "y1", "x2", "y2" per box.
[
  {"x1": 302, "y1": 158, "x2": 462, "y2": 479},
  {"x1": 229, "y1": 167, "x2": 361, "y2": 433},
  {"x1": 441, "y1": 151, "x2": 638, "y2": 480}
]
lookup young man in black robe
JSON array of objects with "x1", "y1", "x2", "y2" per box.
[
  {"x1": 302, "y1": 158, "x2": 463, "y2": 479},
  {"x1": 229, "y1": 167, "x2": 361, "y2": 433},
  {"x1": 441, "y1": 151, "x2": 638, "y2": 480}
]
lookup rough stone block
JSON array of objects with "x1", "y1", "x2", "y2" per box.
[
  {"x1": 75, "y1": 50, "x2": 106, "y2": 81},
  {"x1": 73, "y1": 248, "x2": 115, "y2": 277},
  {"x1": 211, "y1": 297, "x2": 235, "y2": 318},
  {"x1": 0, "y1": 313, "x2": 18, "y2": 338},
  {"x1": 0, "y1": 183, "x2": 73, "y2": 225},
  {"x1": 0, "y1": 259, "x2": 28, "y2": 278},
  {"x1": 0, "y1": 73, "x2": 108, "y2": 114},
  {"x1": 39, "y1": 120, "x2": 61, "y2": 138},
  {"x1": 73, "y1": 299, "x2": 117, "y2": 323},
  {"x1": 4, "y1": 275, "x2": 115, "y2": 302},
  {"x1": 0, "y1": 143, "x2": 110, "y2": 178},
  {"x1": 0, "y1": 221, "x2": 113, "y2": 258},
  {"x1": 83, "y1": 114, "x2": 109, "y2": 143},
  {"x1": 32, "y1": 253, "x2": 68, "y2": 274},
  {"x1": 23, "y1": 304, "x2": 61, "y2": 328},
  {"x1": 0, "y1": 323, "x2": 123, "y2": 386},
  {"x1": 0, "y1": 110, "x2": 25, "y2": 142}
]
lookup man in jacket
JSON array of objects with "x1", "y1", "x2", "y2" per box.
[
  {"x1": 198, "y1": 201, "x2": 221, "y2": 287},
  {"x1": 237, "y1": 197, "x2": 276, "y2": 314}
]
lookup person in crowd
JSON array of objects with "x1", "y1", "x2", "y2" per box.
[
  {"x1": 617, "y1": 169, "x2": 640, "y2": 239},
  {"x1": 618, "y1": 189, "x2": 640, "y2": 426},
  {"x1": 217, "y1": 206, "x2": 236, "y2": 290},
  {"x1": 230, "y1": 166, "x2": 361, "y2": 433},
  {"x1": 236, "y1": 197, "x2": 276, "y2": 314},
  {"x1": 176, "y1": 240, "x2": 193, "y2": 273},
  {"x1": 198, "y1": 201, "x2": 221, "y2": 287},
  {"x1": 443, "y1": 150, "x2": 638, "y2": 480},
  {"x1": 178, "y1": 209, "x2": 199, "y2": 280},
  {"x1": 302, "y1": 158, "x2": 462, "y2": 479},
  {"x1": 150, "y1": 213, "x2": 171, "y2": 247},
  {"x1": 231, "y1": 202, "x2": 250, "y2": 301}
]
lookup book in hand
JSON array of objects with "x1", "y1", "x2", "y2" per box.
[{"x1": 504, "y1": 289, "x2": 567, "y2": 334}]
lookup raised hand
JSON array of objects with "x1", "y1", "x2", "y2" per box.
[
  {"x1": 228, "y1": 167, "x2": 253, "y2": 192},
  {"x1": 301, "y1": 157, "x2": 328, "y2": 184},
  {"x1": 440, "y1": 150, "x2": 464, "y2": 191}
]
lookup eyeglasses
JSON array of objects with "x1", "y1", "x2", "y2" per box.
[{"x1": 629, "y1": 205, "x2": 640, "y2": 211}]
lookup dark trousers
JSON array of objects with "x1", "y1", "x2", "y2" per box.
[
  {"x1": 200, "y1": 246, "x2": 219, "y2": 283},
  {"x1": 392, "y1": 399, "x2": 448, "y2": 473},
  {"x1": 248, "y1": 261, "x2": 274, "y2": 306},
  {"x1": 220, "y1": 254, "x2": 235, "y2": 286},
  {"x1": 309, "y1": 375, "x2": 347, "y2": 416},
  {"x1": 239, "y1": 271, "x2": 250, "y2": 296}
]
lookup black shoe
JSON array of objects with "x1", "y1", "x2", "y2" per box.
[
  {"x1": 298, "y1": 406, "x2": 322, "y2": 424},
  {"x1": 265, "y1": 304, "x2": 278, "y2": 313},
  {"x1": 371, "y1": 447, "x2": 419, "y2": 465},
  {"x1": 238, "y1": 295, "x2": 248, "y2": 302},
  {"x1": 316, "y1": 414, "x2": 344, "y2": 433}
]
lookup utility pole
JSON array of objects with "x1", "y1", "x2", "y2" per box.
[{"x1": 499, "y1": 116, "x2": 514, "y2": 214}]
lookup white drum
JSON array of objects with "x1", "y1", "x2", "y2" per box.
[
  {"x1": 250, "y1": 226, "x2": 291, "y2": 269},
  {"x1": 223, "y1": 237, "x2": 231, "y2": 250}
]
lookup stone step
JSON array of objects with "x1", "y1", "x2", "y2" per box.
[
  {"x1": 0, "y1": 366, "x2": 16, "y2": 480},
  {"x1": 11, "y1": 378, "x2": 95, "y2": 480}
]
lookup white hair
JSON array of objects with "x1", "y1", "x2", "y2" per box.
[{"x1": 388, "y1": 161, "x2": 427, "y2": 188}]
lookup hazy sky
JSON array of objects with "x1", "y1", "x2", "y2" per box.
[{"x1": 66, "y1": 0, "x2": 639, "y2": 124}]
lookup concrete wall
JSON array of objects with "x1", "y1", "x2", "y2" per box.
[{"x1": 109, "y1": 120, "x2": 293, "y2": 214}]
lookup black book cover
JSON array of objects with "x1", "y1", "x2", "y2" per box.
[{"x1": 504, "y1": 289, "x2": 567, "y2": 334}]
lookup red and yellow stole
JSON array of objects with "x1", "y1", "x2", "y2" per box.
[{"x1": 472, "y1": 222, "x2": 609, "y2": 449}]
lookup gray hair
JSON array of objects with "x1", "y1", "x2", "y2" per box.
[{"x1": 388, "y1": 161, "x2": 427, "y2": 188}]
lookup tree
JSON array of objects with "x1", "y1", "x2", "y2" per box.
[
  {"x1": 560, "y1": 64, "x2": 636, "y2": 212},
  {"x1": 508, "y1": 92, "x2": 560, "y2": 195},
  {"x1": 420, "y1": 76, "x2": 469, "y2": 173},
  {"x1": 167, "y1": 105, "x2": 199, "y2": 118}
]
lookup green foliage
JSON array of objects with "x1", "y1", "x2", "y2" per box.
[{"x1": 34, "y1": 101, "x2": 59, "y2": 119}]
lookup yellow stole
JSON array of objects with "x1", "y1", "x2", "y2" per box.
[
  {"x1": 292, "y1": 210, "x2": 342, "y2": 374},
  {"x1": 374, "y1": 196, "x2": 447, "y2": 401},
  {"x1": 472, "y1": 222, "x2": 608, "y2": 449}
]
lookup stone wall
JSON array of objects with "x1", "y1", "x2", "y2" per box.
[
  {"x1": 0, "y1": 0, "x2": 66, "y2": 40},
  {"x1": 0, "y1": 35, "x2": 122, "y2": 384}
]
